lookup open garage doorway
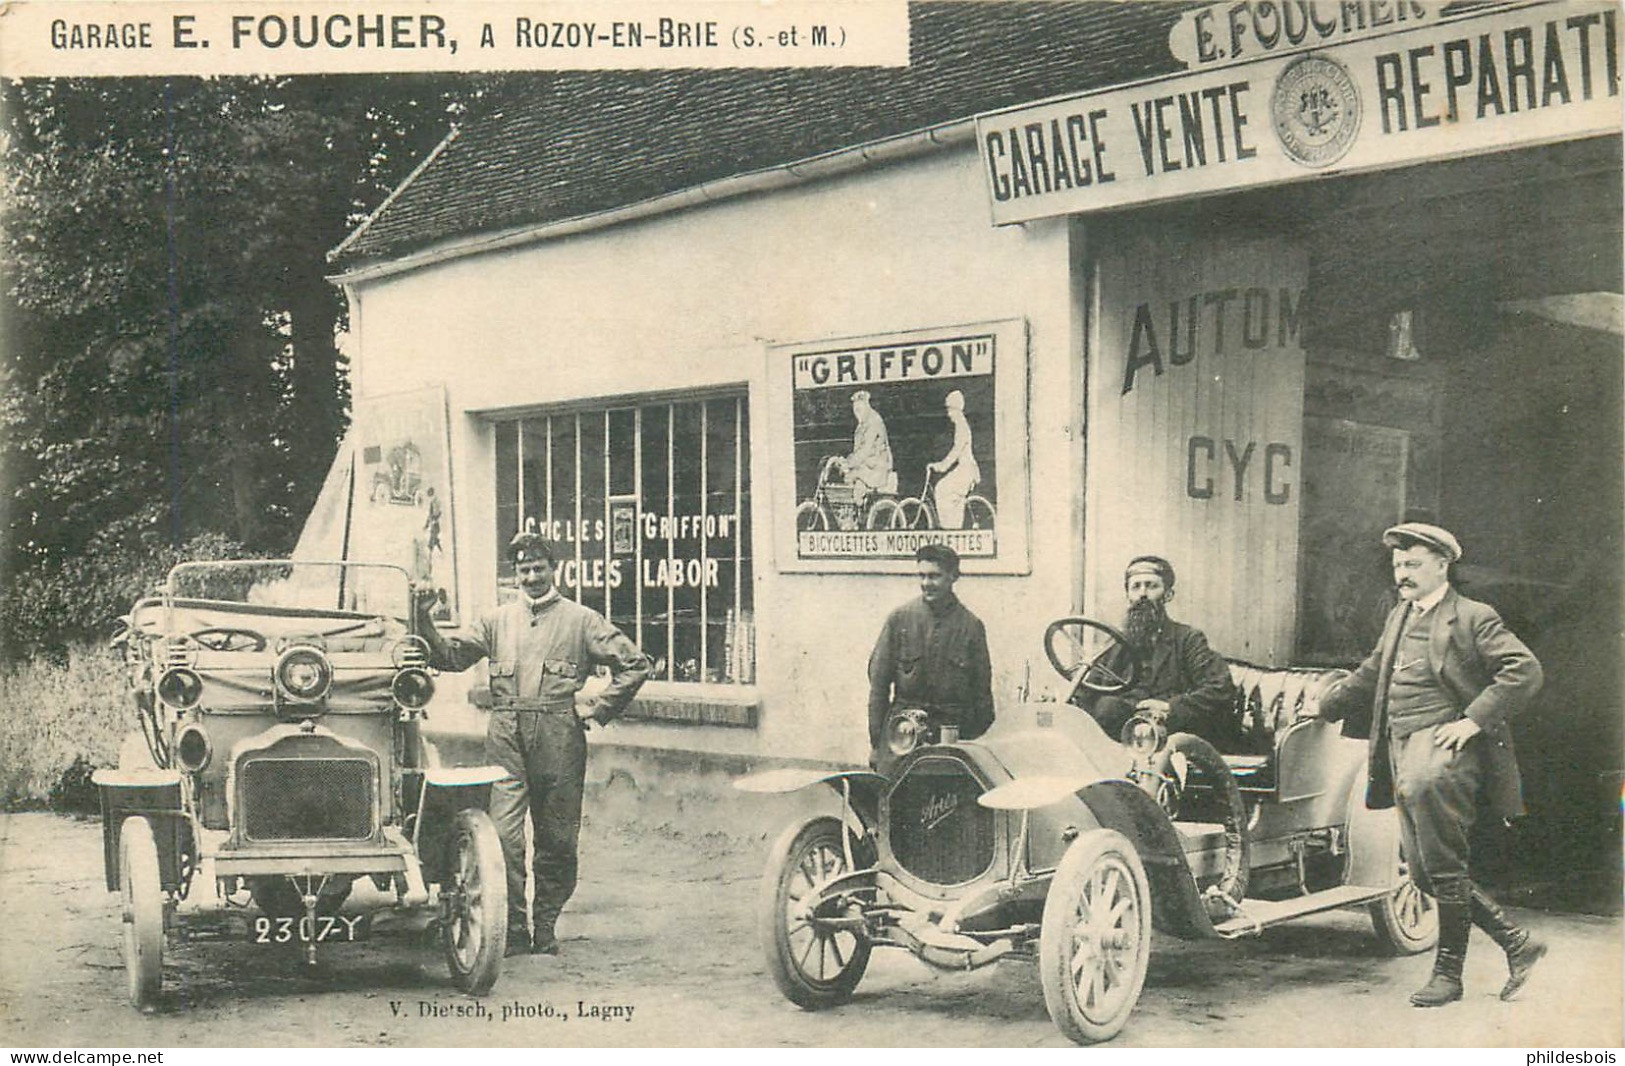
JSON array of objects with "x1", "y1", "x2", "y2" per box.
[{"x1": 1294, "y1": 138, "x2": 1623, "y2": 907}]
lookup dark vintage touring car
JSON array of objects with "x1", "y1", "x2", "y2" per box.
[
  {"x1": 739, "y1": 616, "x2": 1437, "y2": 1044},
  {"x1": 96, "y1": 560, "x2": 507, "y2": 1010}
]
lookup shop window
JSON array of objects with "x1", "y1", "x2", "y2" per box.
[{"x1": 492, "y1": 395, "x2": 754, "y2": 685}]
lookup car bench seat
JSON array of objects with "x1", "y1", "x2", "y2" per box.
[{"x1": 1220, "y1": 661, "x2": 1350, "y2": 795}]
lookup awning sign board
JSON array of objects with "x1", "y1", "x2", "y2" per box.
[{"x1": 975, "y1": 0, "x2": 1621, "y2": 224}]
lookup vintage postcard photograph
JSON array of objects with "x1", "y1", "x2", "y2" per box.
[{"x1": 1, "y1": 0, "x2": 1620, "y2": 1052}]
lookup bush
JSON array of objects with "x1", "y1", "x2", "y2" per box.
[
  {"x1": 0, "y1": 530, "x2": 246, "y2": 664},
  {"x1": 0, "y1": 642, "x2": 131, "y2": 809}
]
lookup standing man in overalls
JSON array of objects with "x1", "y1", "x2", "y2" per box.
[{"x1": 419, "y1": 532, "x2": 650, "y2": 955}]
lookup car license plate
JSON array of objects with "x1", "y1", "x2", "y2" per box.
[{"x1": 249, "y1": 914, "x2": 368, "y2": 944}]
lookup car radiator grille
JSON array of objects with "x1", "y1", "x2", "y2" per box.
[
  {"x1": 887, "y1": 757, "x2": 995, "y2": 885},
  {"x1": 240, "y1": 757, "x2": 375, "y2": 841}
]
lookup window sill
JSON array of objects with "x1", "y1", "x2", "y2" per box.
[{"x1": 467, "y1": 680, "x2": 759, "y2": 728}]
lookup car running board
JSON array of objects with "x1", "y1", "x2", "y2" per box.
[{"x1": 1210, "y1": 884, "x2": 1387, "y2": 938}]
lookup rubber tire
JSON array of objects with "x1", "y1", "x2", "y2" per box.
[
  {"x1": 1369, "y1": 865, "x2": 1439, "y2": 955},
  {"x1": 1151, "y1": 733, "x2": 1250, "y2": 915},
  {"x1": 1039, "y1": 829, "x2": 1153, "y2": 1045},
  {"x1": 441, "y1": 808, "x2": 508, "y2": 995},
  {"x1": 119, "y1": 816, "x2": 164, "y2": 1011},
  {"x1": 795, "y1": 501, "x2": 827, "y2": 532},
  {"x1": 962, "y1": 495, "x2": 996, "y2": 530},
  {"x1": 759, "y1": 815, "x2": 872, "y2": 1009},
  {"x1": 891, "y1": 498, "x2": 931, "y2": 530},
  {"x1": 864, "y1": 498, "x2": 900, "y2": 530}
]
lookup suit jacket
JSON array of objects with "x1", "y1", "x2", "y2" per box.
[
  {"x1": 1082, "y1": 620, "x2": 1237, "y2": 734},
  {"x1": 1320, "y1": 587, "x2": 1542, "y2": 817}
]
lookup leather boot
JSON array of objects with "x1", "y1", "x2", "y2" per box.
[
  {"x1": 531, "y1": 917, "x2": 560, "y2": 955},
  {"x1": 1412, "y1": 894, "x2": 1470, "y2": 1007},
  {"x1": 1471, "y1": 885, "x2": 1547, "y2": 1000}
]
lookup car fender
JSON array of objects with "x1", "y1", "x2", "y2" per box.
[
  {"x1": 734, "y1": 767, "x2": 887, "y2": 836},
  {"x1": 1075, "y1": 779, "x2": 1217, "y2": 940},
  {"x1": 1342, "y1": 762, "x2": 1404, "y2": 890}
]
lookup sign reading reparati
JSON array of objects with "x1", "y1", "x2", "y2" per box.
[{"x1": 975, "y1": 0, "x2": 1620, "y2": 224}]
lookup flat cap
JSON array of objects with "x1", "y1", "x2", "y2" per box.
[
  {"x1": 508, "y1": 531, "x2": 558, "y2": 564},
  {"x1": 1382, "y1": 522, "x2": 1462, "y2": 562}
]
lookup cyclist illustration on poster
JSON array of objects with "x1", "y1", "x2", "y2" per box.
[{"x1": 782, "y1": 324, "x2": 1010, "y2": 563}]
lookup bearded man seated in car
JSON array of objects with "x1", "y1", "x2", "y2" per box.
[{"x1": 1079, "y1": 555, "x2": 1239, "y2": 748}]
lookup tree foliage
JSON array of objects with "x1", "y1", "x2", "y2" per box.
[{"x1": 1, "y1": 75, "x2": 485, "y2": 657}]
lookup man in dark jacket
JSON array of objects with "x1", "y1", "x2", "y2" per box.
[
  {"x1": 419, "y1": 533, "x2": 649, "y2": 956},
  {"x1": 1081, "y1": 555, "x2": 1238, "y2": 746},
  {"x1": 868, "y1": 544, "x2": 994, "y2": 754},
  {"x1": 1321, "y1": 522, "x2": 1545, "y2": 1007}
]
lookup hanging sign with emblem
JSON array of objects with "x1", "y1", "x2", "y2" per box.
[{"x1": 974, "y1": 0, "x2": 1620, "y2": 224}]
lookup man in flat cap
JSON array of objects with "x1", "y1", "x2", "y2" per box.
[
  {"x1": 1321, "y1": 522, "x2": 1545, "y2": 1007},
  {"x1": 1079, "y1": 555, "x2": 1238, "y2": 746},
  {"x1": 868, "y1": 544, "x2": 994, "y2": 761},
  {"x1": 417, "y1": 532, "x2": 649, "y2": 956}
]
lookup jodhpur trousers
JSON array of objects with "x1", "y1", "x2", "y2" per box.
[
  {"x1": 1391, "y1": 722, "x2": 1484, "y2": 895},
  {"x1": 486, "y1": 709, "x2": 588, "y2": 934}
]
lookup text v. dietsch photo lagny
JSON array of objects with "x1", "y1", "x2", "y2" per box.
[{"x1": 0, "y1": 0, "x2": 1620, "y2": 1054}]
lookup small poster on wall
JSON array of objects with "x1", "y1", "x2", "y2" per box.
[
  {"x1": 348, "y1": 386, "x2": 459, "y2": 626},
  {"x1": 770, "y1": 319, "x2": 1029, "y2": 574}
]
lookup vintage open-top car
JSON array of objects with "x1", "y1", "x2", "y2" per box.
[
  {"x1": 738, "y1": 616, "x2": 1438, "y2": 1044},
  {"x1": 96, "y1": 559, "x2": 507, "y2": 1010}
]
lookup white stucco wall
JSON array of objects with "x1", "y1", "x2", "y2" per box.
[{"x1": 344, "y1": 148, "x2": 1081, "y2": 765}]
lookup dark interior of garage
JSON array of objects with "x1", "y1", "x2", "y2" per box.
[{"x1": 1128, "y1": 136, "x2": 1623, "y2": 910}]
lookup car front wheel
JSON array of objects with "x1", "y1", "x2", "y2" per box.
[
  {"x1": 1039, "y1": 828, "x2": 1152, "y2": 1045},
  {"x1": 441, "y1": 808, "x2": 508, "y2": 994},
  {"x1": 119, "y1": 816, "x2": 164, "y2": 1011},
  {"x1": 759, "y1": 815, "x2": 872, "y2": 1009}
]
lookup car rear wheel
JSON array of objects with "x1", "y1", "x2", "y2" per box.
[
  {"x1": 441, "y1": 808, "x2": 507, "y2": 994},
  {"x1": 759, "y1": 815, "x2": 872, "y2": 1009},
  {"x1": 119, "y1": 816, "x2": 164, "y2": 1011},
  {"x1": 1039, "y1": 828, "x2": 1152, "y2": 1045},
  {"x1": 1369, "y1": 857, "x2": 1439, "y2": 955}
]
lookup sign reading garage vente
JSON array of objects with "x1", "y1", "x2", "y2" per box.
[{"x1": 974, "y1": 0, "x2": 1620, "y2": 224}]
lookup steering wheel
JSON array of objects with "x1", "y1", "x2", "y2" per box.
[
  {"x1": 1042, "y1": 617, "x2": 1137, "y2": 699},
  {"x1": 188, "y1": 627, "x2": 269, "y2": 653}
]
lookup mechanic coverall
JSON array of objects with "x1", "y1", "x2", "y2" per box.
[{"x1": 424, "y1": 592, "x2": 649, "y2": 940}]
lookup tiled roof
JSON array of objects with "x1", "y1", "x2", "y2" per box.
[{"x1": 329, "y1": 1, "x2": 1215, "y2": 268}]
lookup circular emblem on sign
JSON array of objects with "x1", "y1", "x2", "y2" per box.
[{"x1": 1272, "y1": 54, "x2": 1361, "y2": 168}]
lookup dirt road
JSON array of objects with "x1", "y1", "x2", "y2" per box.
[{"x1": 0, "y1": 810, "x2": 1618, "y2": 1048}]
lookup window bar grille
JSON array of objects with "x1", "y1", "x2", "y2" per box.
[
  {"x1": 699, "y1": 402, "x2": 708, "y2": 684},
  {"x1": 573, "y1": 411, "x2": 583, "y2": 604},
  {"x1": 734, "y1": 397, "x2": 744, "y2": 684},
  {"x1": 515, "y1": 421, "x2": 525, "y2": 546},
  {"x1": 634, "y1": 408, "x2": 644, "y2": 654},
  {"x1": 665, "y1": 402, "x2": 676, "y2": 682}
]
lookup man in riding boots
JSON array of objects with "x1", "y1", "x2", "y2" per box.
[
  {"x1": 867, "y1": 544, "x2": 994, "y2": 757},
  {"x1": 1321, "y1": 522, "x2": 1546, "y2": 1007},
  {"x1": 1080, "y1": 555, "x2": 1238, "y2": 747},
  {"x1": 417, "y1": 532, "x2": 649, "y2": 957}
]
